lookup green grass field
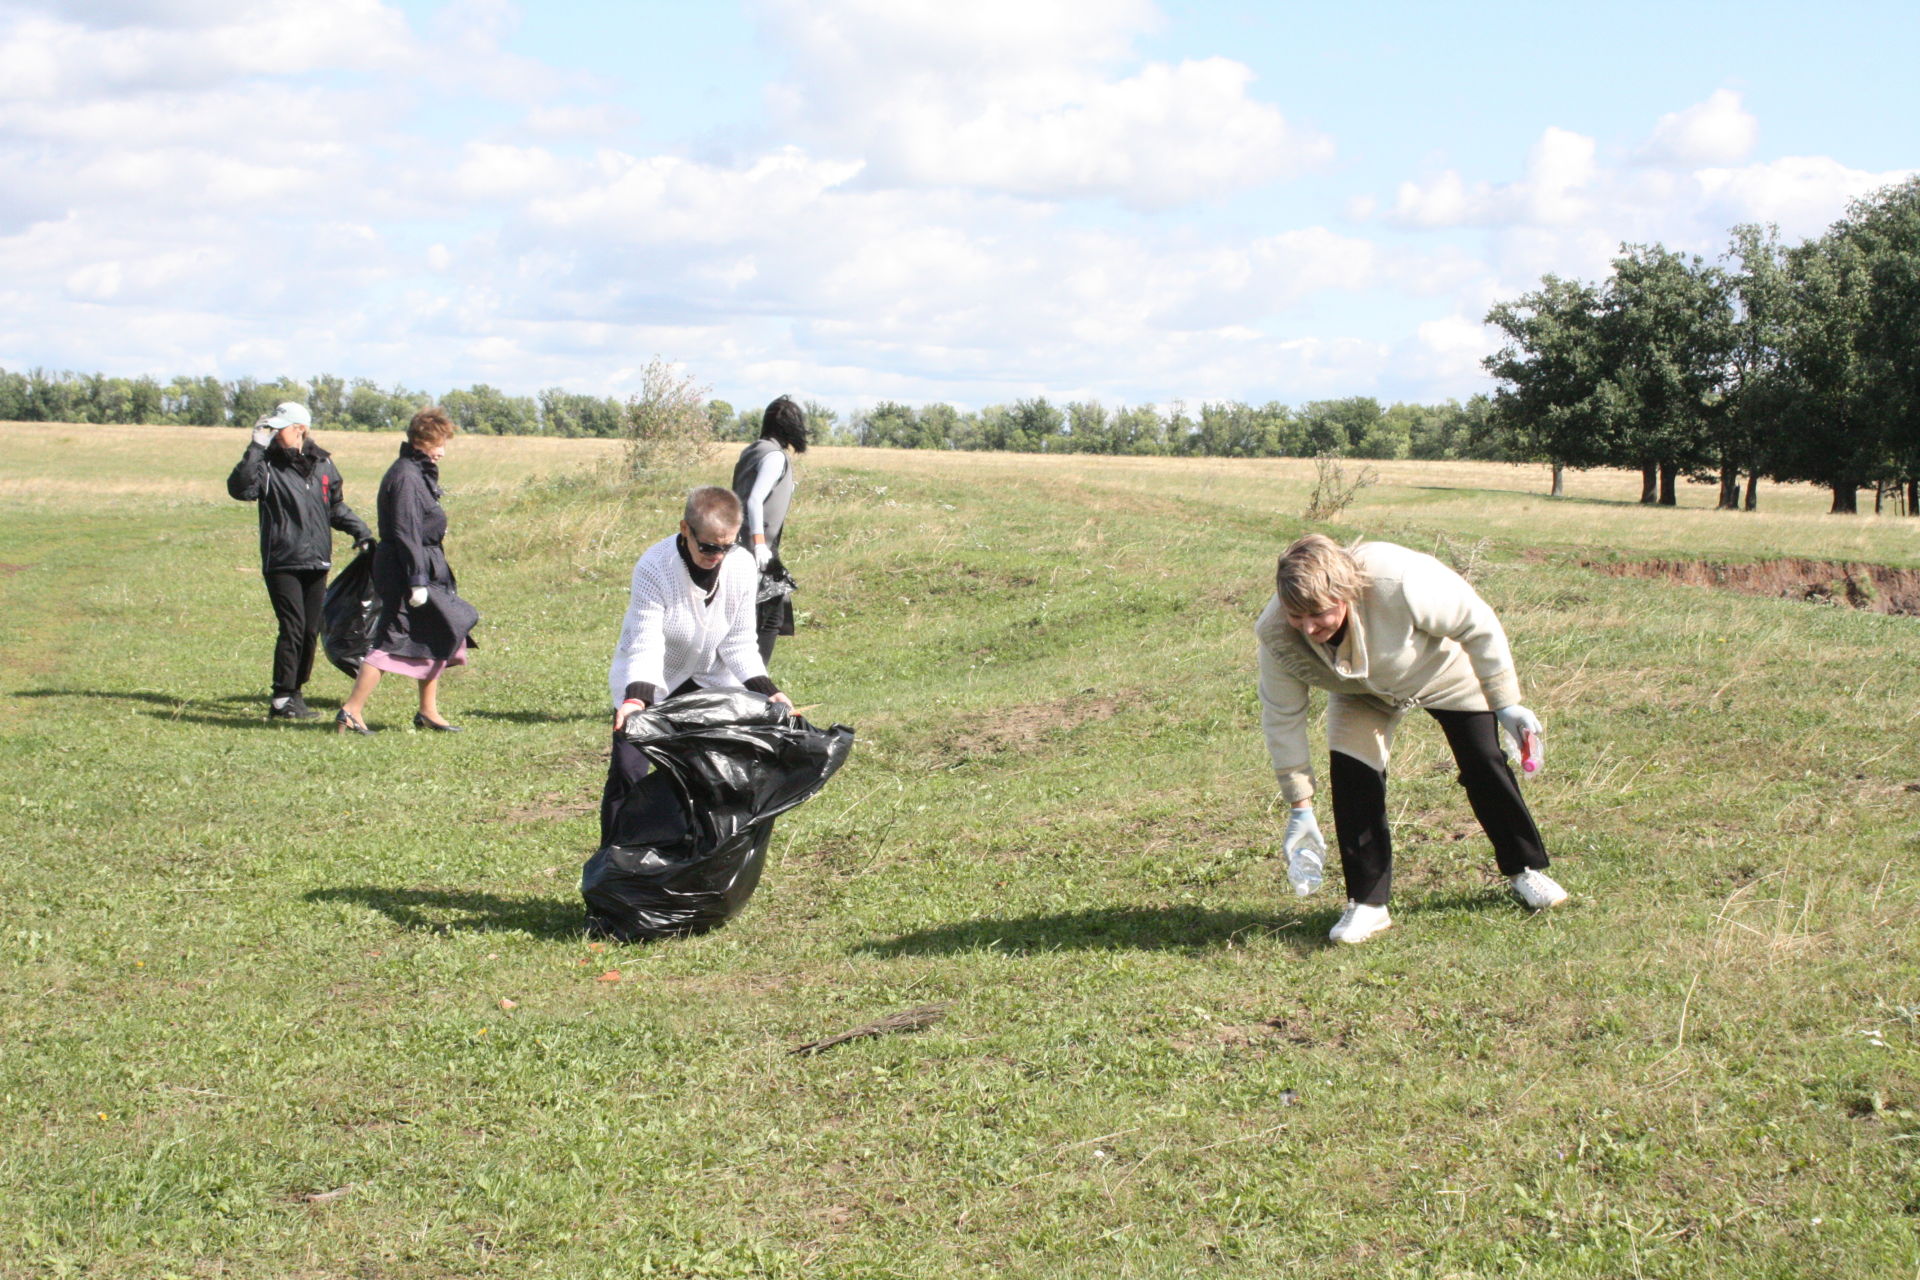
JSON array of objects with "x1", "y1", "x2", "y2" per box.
[{"x1": 2, "y1": 422, "x2": 1917, "y2": 1278}]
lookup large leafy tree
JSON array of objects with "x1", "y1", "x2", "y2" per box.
[
  {"x1": 1836, "y1": 176, "x2": 1920, "y2": 513},
  {"x1": 1483, "y1": 275, "x2": 1609, "y2": 495},
  {"x1": 1771, "y1": 230, "x2": 1877, "y2": 511},
  {"x1": 1718, "y1": 225, "x2": 1791, "y2": 509},
  {"x1": 1595, "y1": 244, "x2": 1732, "y2": 505}
]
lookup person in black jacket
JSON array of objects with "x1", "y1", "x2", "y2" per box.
[
  {"x1": 227, "y1": 401, "x2": 372, "y2": 719},
  {"x1": 336, "y1": 406, "x2": 478, "y2": 735}
]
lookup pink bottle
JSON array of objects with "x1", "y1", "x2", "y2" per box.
[{"x1": 1520, "y1": 729, "x2": 1542, "y2": 774}]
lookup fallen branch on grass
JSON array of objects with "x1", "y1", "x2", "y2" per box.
[{"x1": 791, "y1": 1003, "x2": 948, "y2": 1055}]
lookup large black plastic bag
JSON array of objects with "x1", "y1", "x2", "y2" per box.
[
  {"x1": 582, "y1": 689, "x2": 854, "y2": 942},
  {"x1": 321, "y1": 544, "x2": 379, "y2": 677}
]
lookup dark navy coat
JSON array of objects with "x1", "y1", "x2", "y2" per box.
[{"x1": 368, "y1": 444, "x2": 477, "y2": 660}]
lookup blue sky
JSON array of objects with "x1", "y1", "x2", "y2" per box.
[{"x1": 1, "y1": 0, "x2": 1912, "y2": 415}]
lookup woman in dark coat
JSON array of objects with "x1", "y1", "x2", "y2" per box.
[
  {"x1": 336, "y1": 406, "x2": 477, "y2": 734},
  {"x1": 730, "y1": 394, "x2": 806, "y2": 663},
  {"x1": 226, "y1": 400, "x2": 372, "y2": 719}
]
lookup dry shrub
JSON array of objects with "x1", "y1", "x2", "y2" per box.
[
  {"x1": 624, "y1": 357, "x2": 714, "y2": 480},
  {"x1": 1303, "y1": 454, "x2": 1378, "y2": 521}
]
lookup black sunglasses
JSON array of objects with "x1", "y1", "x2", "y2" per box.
[{"x1": 689, "y1": 532, "x2": 736, "y2": 556}]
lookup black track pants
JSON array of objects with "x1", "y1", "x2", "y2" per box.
[
  {"x1": 1329, "y1": 708, "x2": 1550, "y2": 906},
  {"x1": 262, "y1": 568, "x2": 327, "y2": 698}
]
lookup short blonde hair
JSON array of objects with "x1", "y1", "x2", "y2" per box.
[
  {"x1": 1276, "y1": 533, "x2": 1371, "y2": 614},
  {"x1": 408, "y1": 406, "x2": 457, "y2": 448}
]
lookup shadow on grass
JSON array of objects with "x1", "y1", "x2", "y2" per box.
[
  {"x1": 1407, "y1": 484, "x2": 1668, "y2": 511},
  {"x1": 306, "y1": 885, "x2": 585, "y2": 939},
  {"x1": 460, "y1": 707, "x2": 605, "y2": 725},
  {"x1": 853, "y1": 892, "x2": 1523, "y2": 958},
  {"x1": 852, "y1": 905, "x2": 1325, "y2": 957},
  {"x1": 17, "y1": 686, "x2": 262, "y2": 707},
  {"x1": 14, "y1": 686, "x2": 308, "y2": 728}
]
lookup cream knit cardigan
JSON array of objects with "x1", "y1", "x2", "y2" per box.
[
  {"x1": 608, "y1": 535, "x2": 769, "y2": 708},
  {"x1": 1254, "y1": 541, "x2": 1524, "y2": 803}
]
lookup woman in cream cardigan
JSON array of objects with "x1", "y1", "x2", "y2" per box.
[{"x1": 1256, "y1": 534, "x2": 1568, "y2": 944}]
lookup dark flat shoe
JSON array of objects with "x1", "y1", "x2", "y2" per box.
[
  {"x1": 414, "y1": 713, "x2": 463, "y2": 733},
  {"x1": 335, "y1": 708, "x2": 376, "y2": 736}
]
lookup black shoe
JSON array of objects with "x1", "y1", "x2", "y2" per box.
[
  {"x1": 414, "y1": 712, "x2": 463, "y2": 733},
  {"x1": 335, "y1": 708, "x2": 376, "y2": 735},
  {"x1": 269, "y1": 695, "x2": 320, "y2": 721}
]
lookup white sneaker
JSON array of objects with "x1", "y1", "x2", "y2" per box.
[
  {"x1": 1509, "y1": 868, "x2": 1569, "y2": 910},
  {"x1": 1329, "y1": 901, "x2": 1392, "y2": 944}
]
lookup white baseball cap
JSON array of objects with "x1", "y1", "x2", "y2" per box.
[{"x1": 265, "y1": 401, "x2": 312, "y2": 430}]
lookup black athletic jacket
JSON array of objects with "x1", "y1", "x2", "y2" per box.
[{"x1": 226, "y1": 438, "x2": 371, "y2": 573}]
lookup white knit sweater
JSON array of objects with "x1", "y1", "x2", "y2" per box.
[{"x1": 607, "y1": 535, "x2": 769, "y2": 708}]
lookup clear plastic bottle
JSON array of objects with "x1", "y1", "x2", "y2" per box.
[{"x1": 1287, "y1": 846, "x2": 1325, "y2": 896}]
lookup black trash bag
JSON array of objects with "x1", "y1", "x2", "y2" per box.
[
  {"x1": 756, "y1": 558, "x2": 798, "y2": 637},
  {"x1": 321, "y1": 544, "x2": 380, "y2": 678},
  {"x1": 756, "y1": 558, "x2": 797, "y2": 605},
  {"x1": 582, "y1": 688, "x2": 854, "y2": 942}
]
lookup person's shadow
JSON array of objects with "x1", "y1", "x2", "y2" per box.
[
  {"x1": 852, "y1": 904, "x2": 1324, "y2": 958},
  {"x1": 14, "y1": 687, "x2": 293, "y2": 728},
  {"x1": 458, "y1": 707, "x2": 605, "y2": 725},
  {"x1": 306, "y1": 886, "x2": 585, "y2": 939},
  {"x1": 851, "y1": 891, "x2": 1519, "y2": 959}
]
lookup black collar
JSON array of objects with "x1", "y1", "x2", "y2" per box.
[{"x1": 675, "y1": 532, "x2": 721, "y2": 595}]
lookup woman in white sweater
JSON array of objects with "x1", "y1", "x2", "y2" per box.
[
  {"x1": 602, "y1": 486, "x2": 790, "y2": 842},
  {"x1": 1256, "y1": 534, "x2": 1567, "y2": 944}
]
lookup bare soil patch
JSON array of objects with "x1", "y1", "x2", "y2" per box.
[
  {"x1": 929, "y1": 689, "x2": 1127, "y2": 765},
  {"x1": 1590, "y1": 557, "x2": 1920, "y2": 617}
]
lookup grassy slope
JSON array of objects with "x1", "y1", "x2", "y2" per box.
[{"x1": 1, "y1": 423, "x2": 1916, "y2": 1279}]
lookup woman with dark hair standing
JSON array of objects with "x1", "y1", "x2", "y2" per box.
[
  {"x1": 731, "y1": 394, "x2": 807, "y2": 663},
  {"x1": 336, "y1": 406, "x2": 478, "y2": 735},
  {"x1": 227, "y1": 401, "x2": 372, "y2": 720}
]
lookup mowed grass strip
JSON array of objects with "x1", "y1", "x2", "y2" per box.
[{"x1": 2, "y1": 422, "x2": 1917, "y2": 1279}]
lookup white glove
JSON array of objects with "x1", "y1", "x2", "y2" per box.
[
  {"x1": 408, "y1": 586, "x2": 429, "y2": 608},
  {"x1": 753, "y1": 542, "x2": 772, "y2": 571},
  {"x1": 1282, "y1": 806, "x2": 1327, "y2": 896},
  {"x1": 1493, "y1": 705, "x2": 1543, "y2": 764},
  {"x1": 251, "y1": 415, "x2": 275, "y2": 447}
]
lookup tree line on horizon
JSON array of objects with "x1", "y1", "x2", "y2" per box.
[
  {"x1": 1483, "y1": 175, "x2": 1920, "y2": 516},
  {"x1": 10, "y1": 174, "x2": 1913, "y2": 509},
  {"x1": 0, "y1": 361, "x2": 1514, "y2": 466}
]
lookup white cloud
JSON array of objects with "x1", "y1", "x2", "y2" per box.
[
  {"x1": 1694, "y1": 155, "x2": 1914, "y2": 239},
  {"x1": 8, "y1": 3, "x2": 1912, "y2": 415},
  {"x1": 1387, "y1": 127, "x2": 1597, "y2": 229},
  {"x1": 756, "y1": 0, "x2": 1330, "y2": 207},
  {"x1": 0, "y1": 2, "x2": 413, "y2": 101},
  {"x1": 522, "y1": 103, "x2": 627, "y2": 140},
  {"x1": 1402, "y1": 314, "x2": 1498, "y2": 388},
  {"x1": 1640, "y1": 88, "x2": 1756, "y2": 167},
  {"x1": 451, "y1": 143, "x2": 578, "y2": 202}
]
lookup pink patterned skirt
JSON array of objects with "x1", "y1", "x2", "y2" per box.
[{"x1": 364, "y1": 642, "x2": 469, "y2": 681}]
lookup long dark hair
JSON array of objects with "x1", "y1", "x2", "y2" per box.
[{"x1": 761, "y1": 395, "x2": 808, "y2": 453}]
